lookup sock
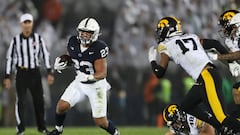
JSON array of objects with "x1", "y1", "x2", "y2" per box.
[
  {"x1": 101, "y1": 120, "x2": 117, "y2": 135},
  {"x1": 55, "y1": 113, "x2": 66, "y2": 131}
]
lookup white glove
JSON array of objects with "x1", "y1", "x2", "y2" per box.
[
  {"x1": 75, "y1": 71, "x2": 95, "y2": 82},
  {"x1": 148, "y1": 46, "x2": 157, "y2": 62},
  {"x1": 207, "y1": 52, "x2": 218, "y2": 60},
  {"x1": 229, "y1": 61, "x2": 240, "y2": 77},
  {"x1": 54, "y1": 57, "x2": 67, "y2": 73}
]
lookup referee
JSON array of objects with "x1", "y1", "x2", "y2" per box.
[{"x1": 3, "y1": 13, "x2": 54, "y2": 135}]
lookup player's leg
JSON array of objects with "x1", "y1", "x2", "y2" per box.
[
  {"x1": 85, "y1": 80, "x2": 119, "y2": 135},
  {"x1": 93, "y1": 117, "x2": 119, "y2": 135},
  {"x1": 179, "y1": 85, "x2": 222, "y2": 131},
  {"x1": 201, "y1": 68, "x2": 240, "y2": 132},
  {"x1": 49, "y1": 79, "x2": 85, "y2": 135}
]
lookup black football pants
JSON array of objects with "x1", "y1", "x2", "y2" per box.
[
  {"x1": 15, "y1": 68, "x2": 46, "y2": 132},
  {"x1": 180, "y1": 67, "x2": 240, "y2": 132}
]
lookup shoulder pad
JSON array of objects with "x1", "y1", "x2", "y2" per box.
[
  {"x1": 92, "y1": 40, "x2": 107, "y2": 47},
  {"x1": 157, "y1": 44, "x2": 167, "y2": 53}
]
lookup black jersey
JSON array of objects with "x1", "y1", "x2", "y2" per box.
[{"x1": 67, "y1": 36, "x2": 109, "y2": 75}]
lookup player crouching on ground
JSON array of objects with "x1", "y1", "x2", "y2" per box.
[
  {"x1": 163, "y1": 104, "x2": 215, "y2": 135},
  {"x1": 49, "y1": 18, "x2": 120, "y2": 135}
]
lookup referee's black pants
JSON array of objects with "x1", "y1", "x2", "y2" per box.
[
  {"x1": 179, "y1": 66, "x2": 240, "y2": 132},
  {"x1": 15, "y1": 68, "x2": 46, "y2": 132}
]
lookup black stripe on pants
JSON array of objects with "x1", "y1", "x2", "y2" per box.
[{"x1": 15, "y1": 69, "x2": 46, "y2": 132}]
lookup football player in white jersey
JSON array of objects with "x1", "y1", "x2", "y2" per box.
[
  {"x1": 163, "y1": 104, "x2": 215, "y2": 135},
  {"x1": 207, "y1": 10, "x2": 240, "y2": 119},
  {"x1": 49, "y1": 18, "x2": 119, "y2": 135},
  {"x1": 148, "y1": 16, "x2": 240, "y2": 134}
]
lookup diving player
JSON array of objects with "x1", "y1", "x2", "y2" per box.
[{"x1": 163, "y1": 104, "x2": 215, "y2": 135}]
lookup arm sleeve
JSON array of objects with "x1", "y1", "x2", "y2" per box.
[{"x1": 202, "y1": 39, "x2": 229, "y2": 54}]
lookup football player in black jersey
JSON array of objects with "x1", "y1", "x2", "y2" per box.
[{"x1": 49, "y1": 18, "x2": 119, "y2": 135}]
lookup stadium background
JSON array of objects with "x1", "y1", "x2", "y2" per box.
[{"x1": 0, "y1": 0, "x2": 239, "y2": 130}]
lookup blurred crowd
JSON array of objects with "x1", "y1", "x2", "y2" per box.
[{"x1": 0, "y1": 0, "x2": 239, "y2": 127}]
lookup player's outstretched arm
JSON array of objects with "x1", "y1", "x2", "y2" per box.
[
  {"x1": 201, "y1": 38, "x2": 240, "y2": 61},
  {"x1": 217, "y1": 51, "x2": 240, "y2": 61}
]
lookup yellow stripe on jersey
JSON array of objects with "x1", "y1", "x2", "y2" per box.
[
  {"x1": 157, "y1": 44, "x2": 167, "y2": 53},
  {"x1": 201, "y1": 69, "x2": 226, "y2": 123}
]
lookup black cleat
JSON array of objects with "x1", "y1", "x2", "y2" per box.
[
  {"x1": 48, "y1": 129, "x2": 63, "y2": 135},
  {"x1": 38, "y1": 129, "x2": 50, "y2": 135}
]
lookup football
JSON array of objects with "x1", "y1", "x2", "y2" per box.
[{"x1": 59, "y1": 54, "x2": 73, "y2": 66}]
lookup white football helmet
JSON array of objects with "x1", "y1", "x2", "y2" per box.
[
  {"x1": 77, "y1": 18, "x2": 100, "y2": 44},
  {"x1": 230, "y1": 13, "x2": 240, "y2": 37}
]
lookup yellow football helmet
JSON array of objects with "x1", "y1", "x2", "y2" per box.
[
  {"x1": 155, "y1": 16, "x2": 182, "y2": 43},
  {"x1": 163, "y1": 104, "x2": 187, "y2": 133},
  {"x1": 218, "y1": 9, "x2": 239, "y2": 37}
]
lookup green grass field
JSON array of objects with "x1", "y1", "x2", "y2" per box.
[{"x1": 0, "y1": 126, "x2": 169, "y2": 135}]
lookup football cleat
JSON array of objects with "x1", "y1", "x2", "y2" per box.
[
  {"x1": 48, "y1": 129, "x2": 63, "y2": 135},
  {"x1": 113, "y1": 129, "x2": 120, "y2": 135},
  {"x1": 38, "y1": 128, "x2": 50, "y2": 135}
]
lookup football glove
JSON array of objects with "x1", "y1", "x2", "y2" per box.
[
  {"x1": 76, "y1": 71, "x2": 95, "y2": 82},
  {"x1": 54, "y1": 57, "x2": 67, "y2": 73},
  {"x1": 207, "y1": 52, "x2": 218, "y2": 60},
  {"x1": 229, "y1": 61, "x2": 240, "y2": 77},
  {"x1": 148, "y1": 46, "x2": 157, "y2": 62}
]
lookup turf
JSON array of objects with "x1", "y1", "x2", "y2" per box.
[{"x1": 0, "y1": 126, "x2": 169, "y2": 135}]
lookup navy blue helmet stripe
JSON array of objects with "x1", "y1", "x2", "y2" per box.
[{"x1": 84, "y1": 18, "x2": 90, "y2": 27}]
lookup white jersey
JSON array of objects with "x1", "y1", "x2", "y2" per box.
[
  {"x1": 157, "y1": 34, "x2": 212, "y2": 80},
  {"x1": 225, "y1": 37, "x2": 240, "y2": 52},
  {"x1": 187, "y1": 114, "x2": 204, "y2": 135}
]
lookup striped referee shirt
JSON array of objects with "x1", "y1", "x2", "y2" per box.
[{"x1": 5, "y1": 33, "x2": 52, "y2": 78}]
